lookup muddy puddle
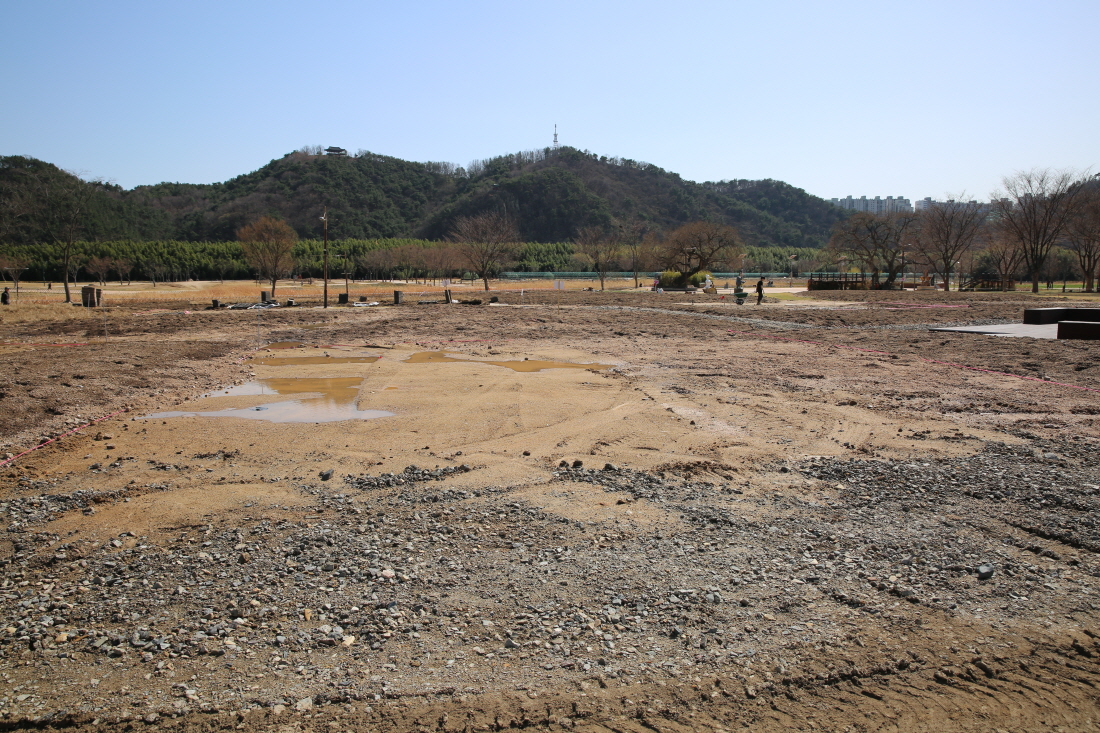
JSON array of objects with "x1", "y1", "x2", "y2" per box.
[
  {"x1": 403, "y1": 351, "x2": 611, "y2": 372},
  {"x1": 145, "y1": 377, "x2": 393, "y2": 423}
]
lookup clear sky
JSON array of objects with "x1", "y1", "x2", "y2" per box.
[{"x1": 2, "y1": 0, "x2": 1096, "y2": 202}]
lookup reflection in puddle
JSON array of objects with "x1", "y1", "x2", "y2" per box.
[
  {"x1": 255, "y1": 355, "x2": 381, "y2": 366},
  {"x1": 402, "y1": 351, "x2": 611, "y2": 372},
  {"x1": 145, "y1": 378, "x2": 394, "y2": 423}
]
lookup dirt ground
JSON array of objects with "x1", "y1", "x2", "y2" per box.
[{"x1": 1, "y1": 287, "x2": 1099, "y2": 732}]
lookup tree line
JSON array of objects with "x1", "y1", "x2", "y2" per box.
[
  {"x1": 825, "y1": 169, "x2": 1100, "y2": 292},
  {"x1": 7, "y1": 156, "x2": 1095, "y2": 297},
  {"x1": 227, "y1": 213, "x2": 747, "y2": 294},
  {"x1": 0, "y1": 211, "x2": 811, "y2": 295}
]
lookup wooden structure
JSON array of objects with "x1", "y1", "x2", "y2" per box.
[
  {"x1": 964, "y1": 277, "x2": 1016, "y2": 291},
  {"x1": 807, "y1": 272, "x2": 867, "y2": 290},
  {"x1": 80, "y1": 285, "x2": 102, "y2": 307}
]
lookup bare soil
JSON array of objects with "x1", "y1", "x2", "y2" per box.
[{"x1": 2, "y1": 289, "x2": 1100, "y2": 732}]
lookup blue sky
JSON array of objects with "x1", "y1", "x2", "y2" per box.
[{"x1": 2, "y1": 0, "x2": 1096, "y2": 202}]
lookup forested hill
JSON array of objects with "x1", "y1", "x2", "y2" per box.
[
  {"x1": 2, "y1": 148, "x2": 847, "y2": 247},
  {"x1": 414, "y1": 148, "x2": 848, "y2": 247}
]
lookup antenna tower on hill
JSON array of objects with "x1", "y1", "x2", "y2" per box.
[{"x1": 553, "y1": 124, "x2": 559, "y2": 150}]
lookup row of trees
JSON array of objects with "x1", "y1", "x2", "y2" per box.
[
  {"x1": 446, "y1": 215, "x2": 748, "y2": 291},
  {"x1": 0, "y1": 234, "x2": 826, "y2": 292},
  {"x1": 827, "y1": 168, "x2": 1100, "y2": 292},
  {"x1": 231, "y1": 212, "x2": 750, "y2": 293},
  {"x1": 8, "y1": 165, "x2": 1094, "y2": 296}
]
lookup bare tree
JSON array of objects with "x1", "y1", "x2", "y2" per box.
[
  {"x1": 0, "y1": 253, "x2": 30, "y2": 297},
  {"x1": 990, "y1": 168, "x2": 1088, "y2": 293},
  {"x1": 1043, "y1": 247, "x2": 1079, "y2": 291},
  {"x1": 658, "y1": 221, "x2": 742, "y2": 287},
  {"x1": 1066, "y1": 182, "x2": 1100, "y2": 292},
  {"x1": 391, "y1": 243, "x2": 426, "y2": 283},
  {"x1": 915, "y1": 196, "x2": 988, "y2": 291},
  {"x1": 449, "y1": 212, "x2": 519, "y2": 291},
  {"x1": 86, "y1": 256, "x2": 113, "y2": 286},
  {"x1": 237, "y1": 216, "x2": 298, "y2": 295},
  {"x1": 828, "y1": 212, "x2": 918, "y2": 288},
  {"x1": 357, "y1": 248, "x2": 395, "y2": 281},
  {"x1": 142, "y1": 259, "x2": 168, "y2": 287},
  {"x1": 65, "y1": 256, "x2": 85, "y2": 287},
  {"x1": 574, "y1": 226, "x2": 621, "y2": 291},
  {"x1": 983, "y1": 229, "x2": 1027, "y2": 291},
  {"x1": 112, "y1": 257, "x2": 133, "y2": 285},
  {"x1": 30, "y1": 170, "x2": 102, "y2": 302},
  {"x1": 423, "y1": 245, "x2": 460, "y2": 285},
  {"x1": 617, "y1": 218, "x2": 650, "y2": 288}
]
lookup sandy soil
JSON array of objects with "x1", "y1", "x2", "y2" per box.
[{"x1": 1, "y1": 288, "x2": 1099, "y2": 732}]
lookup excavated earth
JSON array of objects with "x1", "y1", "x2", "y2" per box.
[{"x1": 1, "y1": 288, "x2": 1100, "y2": 732}]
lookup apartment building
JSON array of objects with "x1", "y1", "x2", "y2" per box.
[{"x1": 829, "y1": 195, "x2": 914, "y2": 214}]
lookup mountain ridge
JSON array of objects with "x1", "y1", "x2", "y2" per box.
[{"x1": 3, "y1": 147, "x2": 848, "y2": 247}]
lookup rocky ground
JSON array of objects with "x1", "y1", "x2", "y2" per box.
[{"x1": 1, "y1": 288, "x2": 1099, "y2": 732}]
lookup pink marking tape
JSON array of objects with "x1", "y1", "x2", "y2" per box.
[
  {"x1": 1, "y1": 408, "x2": 129, "y2": 468},
  {"x1": 873, "y1": 302, "x2": 970, "y2": 309},
  {"x1": 726, "y1": 330, "x2": 1100, "y2": 393},
  {"x1": 403, "y1": 339, "x2": 513, "y2": 344}
]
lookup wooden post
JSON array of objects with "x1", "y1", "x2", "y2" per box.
[{"x1": 322, "y1": 206, "x2": 329, "y2": 309}]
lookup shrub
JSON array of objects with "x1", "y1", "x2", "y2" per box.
[
  {"x1": 658, "y1": 270, "x2": 682, "y2": 288},
  {"x1": 658, "y1": 270, "x2": 711, "y2": 288}
]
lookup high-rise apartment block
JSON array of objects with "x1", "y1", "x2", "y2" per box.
[{"x1": 830, "y1": 195, "x2": 914, "y2": 214}]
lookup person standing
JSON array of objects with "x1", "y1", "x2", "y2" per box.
[
  {"x1": 755, "y1": 277, "x2": 765, "y2": 305},
  {"x1": 1, "y1": 287, "x2": 9, "y2": 306}
]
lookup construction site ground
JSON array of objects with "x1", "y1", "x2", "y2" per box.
[{"x1": 2, "y1": 286, "x2": 1100, "y2": 732}]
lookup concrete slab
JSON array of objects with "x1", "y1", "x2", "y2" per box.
[{"x1": 929, "y1": 323, "x2": 1058, "y2": 339}]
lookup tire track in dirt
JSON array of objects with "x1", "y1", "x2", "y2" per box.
[{"x1": 23, "y1": 635, "x2": 1100, "y2": 732}]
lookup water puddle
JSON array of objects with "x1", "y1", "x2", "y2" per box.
[
  {"x1": 255, "y1": 355, "x2": 381, "y2": 366},
  {"x1": 145, "y1": 377, "x2": 394, "y2": 423},
  {"x1": 402, "y1": 351, "x2": 611, "y2": 372}
]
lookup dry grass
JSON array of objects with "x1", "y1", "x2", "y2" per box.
[
  {"x1": 0, "y1": 301, "x2": 131, "y2": 327},
  {"x1": 0, "y1": 277, "x2": 654, "y2": 324}
]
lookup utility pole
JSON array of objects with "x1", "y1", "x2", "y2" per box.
[{"x1": 321, "y1": 207, "x2": 329, "y2": 308}]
